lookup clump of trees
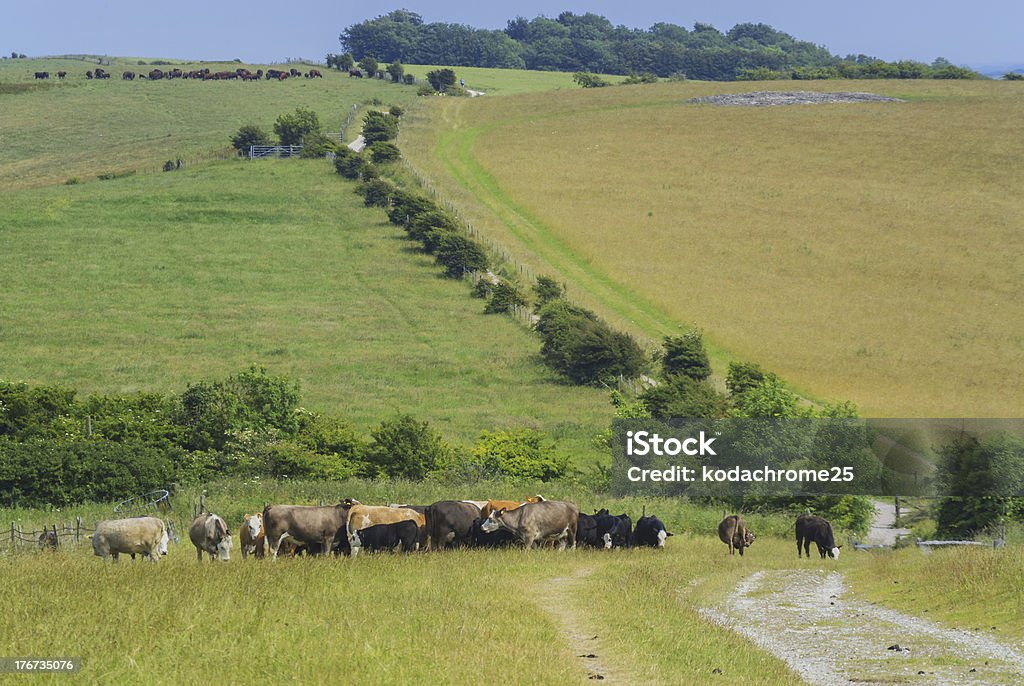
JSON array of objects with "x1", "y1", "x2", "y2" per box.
[
  {"x1": 230, "y1": 124, "x2": 273, "y2": 155},
  {"x1": 340, "y1": 10, "x2": 980, "y2": 81},
  {"x1": 0, "y1": 372, "x2": 571, "y2": 507}
]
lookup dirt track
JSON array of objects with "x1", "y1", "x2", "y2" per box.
[{"x1": 701, "y1": 569, "x2": 1024, "y2": 685}]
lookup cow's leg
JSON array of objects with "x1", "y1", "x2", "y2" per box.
[
  {"x1": 196, "y1": 546, "x2": 203, "y2": 562},
  {"x1": 796, "y1": 535, "x2": 802, "y2": 557},
  {"x1": 112, "y1": 552, "x2": 119, "y2": 563},
  {"x1": 269, "y1": 532, "x2": 290, "y2": 560}
]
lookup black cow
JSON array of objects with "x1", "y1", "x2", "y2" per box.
[
  {"x1": 596, "y1": 511, "x2": 632, "y2": 549},
  {"x1": 633, "y1": 514, "x2": 672, "y2": 548},
  {"x1": 122, "y1": 71, "x2": 135, "y2": 80},
  {"x1": 425, "y1": 501, "x2": 480, "y2": 550},
  {"x1": 796, "y1": 514, "x2": 840, "y2": 559},
  {"x1": 470, "y1": 517, "x2": 516, "y2": 548},
  {"x1": 34, "y1": 71, "x2": 49, "y2": 79},
  {"x1": 57, "y1": 71, "x2": 66, "y2": 79},
  {"x1": 349, "y1": 69, "x2": 363, "y2": 78},
  {"x1": 576, "y1": 512, "x2": 601, "y2": 547},
  {"x1": 350, "y1": 520, "x2": 419, "y2": 554}
]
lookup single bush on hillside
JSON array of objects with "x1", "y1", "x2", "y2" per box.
[
  {"x1": 231, "y1": 124, "x2": 273, "y2": 155},
  {"x1": 473, "y1": 428, "x2": 567, "y2": 480},
  {"x1": 536, "y1": 300, "x2": 646, "y2": 385}
]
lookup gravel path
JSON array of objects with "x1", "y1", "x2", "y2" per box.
[
  {"x1": 701, "y1": 570, "x2": 1024, "y2": 685},
  {"x1": 864, "y1": 500, "x2": 913, "y2": 547},
  {"x1": 688, "y1": 91, "x2": 905, "y2": 106}
]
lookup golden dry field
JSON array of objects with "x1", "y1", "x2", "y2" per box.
[{"x1": 400, "y1": 80, "x2": 1024, "y2": 417}]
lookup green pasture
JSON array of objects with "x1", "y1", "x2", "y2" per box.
[
  {"x1": 0, "y1": 158, "x2": 612, "y2": 457},
  {"x1": 398, "y1": 79, "x2": 1024, "y2": 417}
]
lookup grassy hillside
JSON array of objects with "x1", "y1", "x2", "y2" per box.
[
  {"x1": 398, "y1": 79, "x2": 1024, "y2": 417},
  {"x1": 0, "y1": 158, "x2": 611, "y2": 457}
]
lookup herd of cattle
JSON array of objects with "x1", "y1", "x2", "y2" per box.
[
  {"x1": 32, "y1": 67, "x2": 323, "y2": 81},
  {"x1": 87, "y1": 495, "x2": 843, "y2": 563}
]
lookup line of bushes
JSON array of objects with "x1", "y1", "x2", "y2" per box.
[{"x1": 0, "y1": 371, "x2": 569, "y2": 508}]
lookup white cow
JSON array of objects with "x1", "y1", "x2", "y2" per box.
[{"x1": 92, "y1": 517, "x2": 169, "y2": 562}]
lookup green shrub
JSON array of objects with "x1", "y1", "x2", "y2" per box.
[
  {"x1": 573, "y1": 72, "x2": 608, "y2": 88},
  {"x1": 0, "y1": 381, "x2": 78, "y2": 440},
  {"x1": 64, "y1": 177, "x2": 80, "y2": 185},
  {"x1": 532, "y1": 276, "x2": 563, "y2": 309},
  {"x1": 368, "y1": 141, "x2": 401, "y2": 164},
  {"x1": 406, "y1": 208, "x2": 459, "y2": 244},
  {"x1": 366, "y1": 415, "x2": 452, "y2": 479},
  {"x1": 274, "y1": 107, "x2": 321, "y2": 146},
  {"x1": 726, "y1": 361, "x2": 772, "y2": 397},
  {"x1": 333, "y1": 148, "x2": 366, "y2": 180},
  {"x1": 388, "y1": 105, "x2": 405, "y2": 117},
  {"x1": 639, "y1": 376, "x2": 728, "y2": 419},
  {"x1": 417, "y1": 83, "x2": 436, "y2": 96},
  {"x1": 403, "y1": 74, "x2": 416, "y2": 85},
  {"x1": 471, "y1": 278, "x2": 494, "y2": 299},
  {"x1": 362, "y1": 111, "x2": 399, "y2": 144},
  {"x1": 434, "y1": 233, "x2": 490, "y2": 277},
  {"x1": 299, "y1": 131, "x2": 337, "y2": 158},
  {"x1": 535, "y1": 301, "x2": 646, "y2": 385},
  {"x1": 473, "y1": 428, "x2": 567, "y2": 481},
  {"x1": 426, "y1": 68, "x2": 457, "y2": 92},
  {"x1": 387, "y1": 191, "x2": 436, "y2": 226},
  {"x1": 386, "y1": 60, "x2": 404, "y2": 83},
  {"x1": 661, "y1": 331, "x2": 711, "y2": 381},
  {"x1": 355, "y1": 178, "x2": 397, "y2": 207},
  {"x1": 230, "y1": 124, "x2": 272, "y2": 155},
  {"x1": 484, "y1": 281, "x2": 526, "y2": 314}
]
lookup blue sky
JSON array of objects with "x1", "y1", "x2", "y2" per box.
[{"x1": 3, "y1": 1, "x2": 1021, "y2": 68}]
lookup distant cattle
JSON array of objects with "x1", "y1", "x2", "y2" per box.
[
  {"x1": 289, "y1": 68, "x2": 301, "y2": 77},
  {"x1": 37, "y1": 527, "x2": 59, "y2": 550},
  {"x1": 306, "y1": 69, "x2": 322, "y2": 78},
  {"x1": 481, "y1": 500, "x2": 578, "y2": 549},
  {"x1": 595, "y1": 511, "x2": 632, "y2": 549},
  {"x1": 796, "y1": 514, "x2": 840, "y2": 559},
  {"x1": 718, "y1": 515, "x2": 755, "y2": 556},
  {"x1": 350, "y1": 520, "x2": 419, "y2": 555},
  {"x1": 425, "y1": 500, "x2": 480, "y2": 550},
  {"x1": 262, "y1": 503, "x2": 350, "y2": 559},
  {"x1": 240, "y1": 513, "x2": 264, "y2": 559},
  {"x1": 348, "y1": 69, "x2": 363, "y2": 78},
  {"x1": 94, "y1": 68, "x2": 109, "y2": 79},
  {"x1": 85, "y1": 70, "x2": 94, "y2": 79},
  {"x1": 633, "y1": 514, "x2": 672, "y2": 548},
  {"x1": 122, "y1": 71, "x2": 135, "y2": 80},
  {"x1": 57, "y1": 71, "x2": 66, "y2": 80},
  {"x1": 148, "y1": 69, "x2": 164, "y2": 80},
  {"x1": 189, "y1": 512, "x2": 233, "y2": 562},
  {"x1": 92, "y1": 517, "x2": 169, "y2": 562},
  {"x1": 34, "y1": 71, "x2": 49, "y2": 79}
]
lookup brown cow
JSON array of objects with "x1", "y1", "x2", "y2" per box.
[
  {"x1": 425, "y1": 501, "x2": 480, "y2": 550},
  {"x1": 263, "y1": 503, "x2": 350, "y2": 558},
  {"x1": 240, "y1": 513, "x2": 265, "y2": 559},
  {"x1": 481, "y1": 500, "x2": 578, "y2": 549},
  {"x1": 57, "y1": 71, "x2": 67, "y2": 80},
  {"x1": 718, "y1": 515, "x2": 755, "y2": 556}
]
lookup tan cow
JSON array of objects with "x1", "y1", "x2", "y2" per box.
[
  {"x1": 92, "y1": 517, "x2": 169, "y2": 562},
  {"x1": 481, "y1": 500, "x2": 578, "y2": 549},
  {"x1": 263, "y1": 503, "x2": 351, "y2": 558},
  {"x1": 190, "y1": 513, "x2": 233, "y2": 562},
  {"x1": 478, "y1": 495, "x2": 545, "y2": 520},
  {"x1": 346, "y1": 505, "x2": 425, "y2": 556}
]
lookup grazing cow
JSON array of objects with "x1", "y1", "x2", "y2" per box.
[
  {"x1": 86, "y1": 71, "x2": 94, "y2": 79},
  {"x1": 633, "y1": 514, "x2": 672, "y2": 548},
  {"x1": 596, "y1": 511, "x2": 633, "y2": 549},
  {"x1": 350, "y1": 520, "x2": 419, "y2": 555},
  {"x1": 94, "y1": 68, "x2": 109, "y2": 79},
  {"x1": 122, "y1": 71, "x2": 135, "y2": 80},
  {"x1": 57, "y1": 71, "x2": 67, "y2": 80},
  {"x1": 425, "y1": 501, "x2": 480, "y2": 550},
  {"x1": 189, "y1": 512, "x2": 232, "y2": 562},
  {"x1": 481, "y1": 500, "x2": 578, "y2": 549},
  {"x1": 289, "y1": 68, "x2": 301, "y2": 77},
  {"x1": 306, "y1": 69, "x2": 322, "y2": 78},
  {"x1": 263, "y1": 503, "x2": 350, "y2": 559},
  {"x1": 346, "y1": 504, "x2": 425, "y2": 550},
  {"x1": 471, "y1": 517, "x2": 517, "y2": 548},
  {"x1": 796, "y1": 514, "x2": 840, "y2": 560},
  {"x1": 148, "y1": 69, "x2": 164, "y2": 80},
  {"x1": 37, "y1": 527, "x2": 59, "y2": 550},
  {"x1": 718, "y1": 515, "x2": 755, "y2": 556},
  {"x1": 240, "y1": 513, "x2": 264, "y2": 559},
  {"x1": 576, "y1": 512, "x2": 601, "y2": 548},
  {"x1": 92, "y1": 517, "x2": 169, "y2": 562},
  {"x1": 349, "y1": 69, "x2": 363, "y2": 78},
  {"x1": 34, "y1": 71, "x2": 49, "y2": 79}
]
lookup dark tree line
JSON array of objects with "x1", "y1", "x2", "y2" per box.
[{"x1": 339, "y1": 10, "x2": 979, "y2": 81}]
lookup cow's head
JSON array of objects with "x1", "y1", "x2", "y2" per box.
[
  {"x1": 245, "y1": 514, "x2": 263, "y2": 541},
  {"x1": 214, "y1": 517, "x2": 232, "y2": 561},
  {"x1": 348, "y1": 529, "x2": 362, "y2": 556},
  {"x1": 744, "y1": 530, "x2": 756, "y2": 547},
  {"x1": 480, "y1": 509, "x2": 506, "y2": 533},
  {"x1": 158, "y1": 529, "x2": 170, "y2": 557},
  {"x1": 830, "y1": 545, "x2": 841, "y2": 560}
]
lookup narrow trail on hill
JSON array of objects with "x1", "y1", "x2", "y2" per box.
[
  {"x1": 863, "y1": 499, "x2": 912, "y2": 547},
  {"x1": 700, "y1": 569, "x2": 1024, "y2": 685},
  {"x1": 539, "y1": 567, "x2": 632, "y2": 683}
]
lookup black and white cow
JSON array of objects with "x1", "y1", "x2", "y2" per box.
[
  {"x1": 796, "y1": 514, "x2": 840, "y2": 559},
  {"x1": 633, "y1": 514, "x2": 672, "y2": 548},
  {"x1": 350, "y1": 520, "x2": 419, "y2": 555},
  {"x1": 595, "y1": 511, "x2": 632, "y2": 549}
]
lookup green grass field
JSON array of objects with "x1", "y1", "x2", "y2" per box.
[
  {"x1": 0, "y1": 157, "x2": 614, "y2": 458},
  {"x1": 398, "y1": 79, "x2": 1024, "y2": 417}
]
